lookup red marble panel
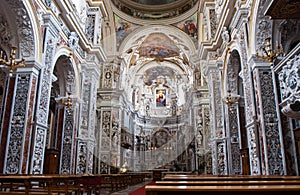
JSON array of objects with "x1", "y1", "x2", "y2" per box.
[
  {"x1": 22, "y1": 75, "x2": 36, "y2": 173},
  {"x1": 0, "y1": 77, "x2": 15, "y2": 173}
]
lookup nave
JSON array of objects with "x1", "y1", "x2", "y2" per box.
[{"x1": 1, "y1": 1, "x2": 300, "y2": 193}]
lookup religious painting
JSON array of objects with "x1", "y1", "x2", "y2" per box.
[
  {"x1": 138, "y1": 33, "x2": 180, "y2": 59},
  {"x1": 156, "y1": 89, "x2": 166, "y2": 107},
  {"x1": 173, "y1": 12, "x2": 198, "y2": 47},
  {"x1": 114, "y1": 14, "x2": 140, "y2": 49}
]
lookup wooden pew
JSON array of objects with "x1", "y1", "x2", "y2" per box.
[
  {"x1": 156, "y1": 180, "x2": 300, "y2": 186},
  {"x1": 0, "y1": 174, "x2": 81, "y2": 194},
  {"x1": 100, "y1": 174, "x2": 129, "y2": 193},
  {"x1": 145, "y1": 185, "x2": 300, "y2": 195},
  {"x1": 0, "y1": 173, "x2": 149, "y2": 194},
  {"x1": 163, "y1": 174, "x2": 300, "y2": 181},
  {"x1": 146, "y1": 175, "x2": 300, "y2": 195}
]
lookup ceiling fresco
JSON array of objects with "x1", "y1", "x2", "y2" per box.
[
  {"x1": 114, "y1": 12, "x2": 198, "y2": 51},
  {"x1": 143, "y1": 66, "x2": 178, "y2": 86},
  {"x1": 172, "y1": 12, "x2": 198, "y2": 47},
  {"x1": 130, "y1": 0, "x2": 179, "y2": 5},
  {"x1": 114, "y1": 14, "x2": 141, "y2": 49},
  {"x1": 138, "y1": 33, "x2": 180, "y2": 59},
  {"x1": 111, "y1": 0, "x2": 198, "y2": 20}
]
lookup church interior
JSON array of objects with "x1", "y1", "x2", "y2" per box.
[{"x1": 1, "y1": 0, "x2": 300, "y2": 194}]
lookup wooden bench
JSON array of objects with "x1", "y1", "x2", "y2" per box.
[
  {"x1": 147, "y1": 175, "x2": 300, "y2": 195},
  {"x1": 100, "y1": 173, "x2": 148, "y2": 194},
  {"x1": 145, "y1": 185, "x2": 300, "y2": 195},
  {"x1": 0, "y1": 173, "x2": 149, "y2": 194},
  {"x1": 0, "y1": 174, "x2": 81, "y2": 194},
  {"x1": 0, "y1": 192, "x2": 49, "y2": 195},
  {"x1": 163, "y1": 174, "x2": 300, "y2": 181},
  {"x1": 156, "y1": 180, "x2": 300, "y2": 186}
]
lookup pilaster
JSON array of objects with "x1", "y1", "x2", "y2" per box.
[
  {"x1": 2, "y1": 65, "x2": 40, "y2": 174},
  {"x1": 55, "y1": 96, "x2": 80, "y2": 174},
  {"x1": 29, "y1": 12, "x2": 60, "y2": 174},
  {"x1": 76, "y1": 63, "x2": 100, "y2": 174},
  {"x1": 96, "y1": 59, "x2": 122, "y2": 174},
  {"x1": 205, "y1": 60, "x2": 227, "y2": 175},
  {"x1": 251, "y1": 57, "x2": 285, "y2": 175}
]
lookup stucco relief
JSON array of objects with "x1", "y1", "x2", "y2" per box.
[{"x1": 279, "y1": 54, "x2": 300, "y2": 119}]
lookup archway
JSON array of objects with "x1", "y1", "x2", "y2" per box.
[
  {"x1": 44, "y1": 55, "x2": 78, "y2": 174},
  {"x1": 225, "y1": 50, "x2": 249, "y2": 175}
]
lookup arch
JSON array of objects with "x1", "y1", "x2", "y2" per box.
[
  {"x1": 0, "y1": 1, "x2": 37, "y2": 59},
  {"x1": 223, "y1": 49, "x2": 250, "y2": 175},
  {"x1": 22, "y1": 0, "x2": 42, "y2": 61},
  {"x1": 221, "y1": 40, "x2": 244, "y2": 96},
  {"x1": 249, "y1": 0, "x2": 262, "y2": 55},
  {"x1": 252, "y1": 0, "x2": 272, "y2": 55},
  {"x1": 277, "y1": 20, "x2": 300, "y2": 53},
  {"x1": 44, "y1": 49, "x2": 81, "y2": 174},
  {"x1": 51, "y1": 47, "x2": 81, "y2": 97}
]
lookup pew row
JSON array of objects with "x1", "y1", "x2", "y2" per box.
[
  {"x1": 155, "y1": 180, "x2": 300, "y2": 186},
  {"x1": 147, "y1": 175, "x2": 300, "y2": 195},
  {"x1": 145, "y1": 185, "x2": 300, "y2": 195},
  {"x1": 0, "y1": 173, "x2": 147, "y2": 194},
  {"x1": 163, "y1": 174, "x2": 300, "y2": 181}
]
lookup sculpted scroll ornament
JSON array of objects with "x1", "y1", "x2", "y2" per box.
[
  {"x1": 279, "y1": 54, "x2": 300, "y2": 119},
  {"x1": 86, "y1": 14, "x2": 96, "y2": 43},
  {"x1": 256, "y1": 16, "x2": 272, "y2": 50},
  {"x1": 278, "y1": 55, "x2": 300, "y2": 100}
]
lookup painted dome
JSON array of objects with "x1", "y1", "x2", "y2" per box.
[
  {"x1": 111, "y1": 0, "x2": 198, "y2": 20},
  {"x1": 130, "y1": 0, "x2": 179, "y2": 5}
]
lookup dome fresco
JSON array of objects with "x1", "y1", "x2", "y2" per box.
[
  {"x1": 111, "y1": 0, "x2": 198, "y2": 20},
  {"x1": 130, "y1": 0, "x2": 179, "y2": 5}
]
